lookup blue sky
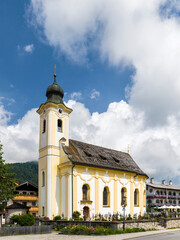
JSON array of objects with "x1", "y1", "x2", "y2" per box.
[
  {"x1": 1, "y1": 0, "x2": 180, "y2": 184},
  {"x1": 0, "y1": 0, "x2": 134, "y2": 124}
]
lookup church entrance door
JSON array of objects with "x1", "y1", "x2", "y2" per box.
[{"x1": 83, "y1": 206, "x2": 89, "y2": 220}]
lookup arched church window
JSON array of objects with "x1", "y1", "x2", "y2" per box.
[
  {"x1": 57, "y1": 119, "x2": 62, "y2": 132},
  {"x1": 82, "y1": 184, "x2": 90, "y2": 201},
  {"x1": 42, "y1": 119, "x2": 46, "y2": 133},
  {"x1": 42, "y1": 171, "x2": 45, "y2": 187},
  {"x1": 134, "y1": 189, "x2": 139, "y2": 206},
  {"x1": 143, "y1": 190, "x2": 146, "y2": 207},
  {"x1": 42, "y1": 206, "x2": 45, "y2": 216},
  {"x1": 103, "y1": 186, "x2": 110, "y2": 206},
  {"x1": 121, "y1": 187, "x2": 127, "y2": 206}
]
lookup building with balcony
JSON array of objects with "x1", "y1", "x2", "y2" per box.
[
  {"x1": 13, "y1": 182, "x2": 38, "y2": 216},
  {"x1": 146, "y1": 178, "x2": 180, "y2": 210},
  {"x1": 4, "y1": 182, "x2": 38, "y2": 224}
]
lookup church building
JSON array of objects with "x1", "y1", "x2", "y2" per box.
[{"x1": 37, "y1": 73, "x2": 148, "y2": 220}]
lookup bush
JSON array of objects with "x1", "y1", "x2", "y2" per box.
[
  {"x1": 72, "y1": 211, "x2": 81, "y2": 220},
  {"x1": 53, "y1": 215, "x2": 61, "y2": 220},
  {"x1": 11, "y1": 214, "x2": 35, "y2": 226}
]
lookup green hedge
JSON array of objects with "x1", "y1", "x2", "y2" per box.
[{"x1": 11, "y1": 214, "x2": 35, "y2": 226}]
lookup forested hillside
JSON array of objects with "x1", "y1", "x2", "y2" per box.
[{"x1": 8, "y1": 161, "x2": 38, "y2": 186}]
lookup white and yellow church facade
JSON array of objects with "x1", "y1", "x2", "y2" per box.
[{"x1": 37, "y1": 73, "x2": 148, "y2": 220}]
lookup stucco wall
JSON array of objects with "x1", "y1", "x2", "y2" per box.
[
  {"x1": 74, "y1": 166, "x2": 146, "y2": 218},
  {"x1": 5, "y1": 209, "x2": 28, "y2": 224}
]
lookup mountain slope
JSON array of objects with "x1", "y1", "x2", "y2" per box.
[{"x1": 8, "y1": 161, "x2": 38, "y2": 186}]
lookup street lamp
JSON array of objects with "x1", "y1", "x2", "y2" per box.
[{"x1": 122, "y1": 196, "x2": 127, "y2": 231}]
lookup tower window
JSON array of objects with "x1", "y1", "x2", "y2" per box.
[
  {"x1": 42, "y1": 119, "x2": 46, "y2": 133},
  {"x1": 57, "y1": 119, "x2": 62, "y2": 132},
  {"x1": 42, "y1": 171, "x2": 45, "y2": 187}
]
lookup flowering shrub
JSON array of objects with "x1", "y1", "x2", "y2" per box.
[{"x1": 57, "y1": 224, "x2": 146, "y2": 235}]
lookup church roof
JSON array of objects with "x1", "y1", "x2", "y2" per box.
[{"x1": 63, "y1": 139, "x2": 148, "y2": 177}]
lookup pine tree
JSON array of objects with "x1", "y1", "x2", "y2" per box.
[{"x1": 0, "y1": 143, "x2": 16, "y2": 211}]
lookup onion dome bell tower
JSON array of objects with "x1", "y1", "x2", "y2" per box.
[
  {"x1": 37, "y1": 68, "x2": 72, "y2": 219},
  {"x1": 46, "y1": 73, "x2": 64, "y2": 104}
]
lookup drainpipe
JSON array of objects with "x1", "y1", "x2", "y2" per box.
[{"x1": 72, "y1": 164, "x2": 75, "y2": 220}]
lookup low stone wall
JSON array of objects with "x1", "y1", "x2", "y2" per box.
[
  {"x1": 0, "y1": 225, "x2": 52, "y2": 236},
  {"x1": 41, "y1": 219, "x2": 159, "y2": 230},
  {"x1": 164, "y1": 218, "x2": 180, "y2": 228},
  {"x1": 117, "y1": 220, "x2": 159, "y2": 230},
  {"x1": 40, "y1": 218, "x2": 180, "y2": 230}
]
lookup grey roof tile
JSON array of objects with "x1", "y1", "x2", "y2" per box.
[{"x1": 63, "y1": 139, "x2": 148, "y2": 177}]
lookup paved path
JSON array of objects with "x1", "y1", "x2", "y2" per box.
[{"x1": 1, "y1": 229, "x2": 180, "y2": 240}]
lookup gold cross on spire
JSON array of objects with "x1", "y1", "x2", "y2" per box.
[{"x1": 54, "y1": 64, "x2": 57, "y2": 83}]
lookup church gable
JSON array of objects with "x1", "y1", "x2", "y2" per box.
[{"x1": 63, "y1": 139, "x2": 147, "y2": 177}]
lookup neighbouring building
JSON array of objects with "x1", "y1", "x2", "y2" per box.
[
  {"x1": 12, "y1": 182, "x2": 38, "y2": 216},
  {"x1": 5, "y1": 202, "x2": 29, "y2": 224},
  {"x1": 37, "y1": 72, "x2": 148, "y2": 220},
  {"x1": 146, "y1": 178, "x2": 180, "y2": 210},
  {"x1": 4, "y1": 182, "x2": 38, "y2": 224}
]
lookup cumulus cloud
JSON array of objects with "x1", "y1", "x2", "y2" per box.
[
  {"x1": 2, "y1": 99, "x2": 180, "y2": 181},
  {"x1": 29, "y1": 0, "x2": 180, "y2": 125},
  {"x1": 24, "y1": 44, "x2": 34, "y2": 53},
  {"x1": 0, "y1": 105, "x2": 39, "y2": 163},
  {"x1": 70, "y1": 91, "x2": 82, "y2": 100},
  {"x1": 67, "y1": 100, "x2": 180, "y2": 181},
  {"x1": 90, "y1": 89, "x2": 100, "y2": 99},
  {"x1": 17, "y1": 44, "x2": 34, "y2": 54}
]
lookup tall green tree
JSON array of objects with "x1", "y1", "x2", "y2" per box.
[{"x1": 0, "y1": 143, "x2": 16, "y2": 211}]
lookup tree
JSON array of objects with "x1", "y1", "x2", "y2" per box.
[{"x1": 0, "y1": 143, "x2": 16, "y2": 211}]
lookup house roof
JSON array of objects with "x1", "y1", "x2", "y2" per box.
[
  {"x1": 147, "y1": 182, "x2": 180, "y2": 191},
  {"x1": 63, "y1": 139, "x2": 148, "y2": 177},
  {"x1": 6, "y1": 202, "x2": 30, "y2": 210},
  {"x1": 15, "y1": 181, "x2": 38, "y2": 192},
  {"x1": 13, "y1": 196, "x2": 38, "y2": 201}
]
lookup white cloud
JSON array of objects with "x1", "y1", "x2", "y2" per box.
[
  {"x1": 29, "y1": 0, "x2": 180, "y2": 125},
  {"x1": 0, "y1": 105, "x2": 39, "y2": 163},
  {"x1": 17, "y1": 44, "x2": 35, "y2": 54},
  {"x1": 2, "y1": 99, "x2": 180, "y2": 181},
  {"x1": 67, "y1": 100, "x2": 180, "y2": 181},
  {"x1": 90, "y1": 89, "x2": 100, "y2": 99},
  {"x1": 24, "y1": 44, "x2": 34, "y2": 53},
  {"x1": 70, "y1": 91, "x2": 82, "y2": 100}
]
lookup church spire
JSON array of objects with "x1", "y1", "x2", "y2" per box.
[
  {"x1": 45, "y1": 65, "x2": 64, "y2": 104},
  {"x1": 54, "y1": 64, "x2": 57, "y2": 83}
]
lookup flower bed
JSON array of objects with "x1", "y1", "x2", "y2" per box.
[{"x1": 55, "y1": 224, "x2": 146, "y2": 235}]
